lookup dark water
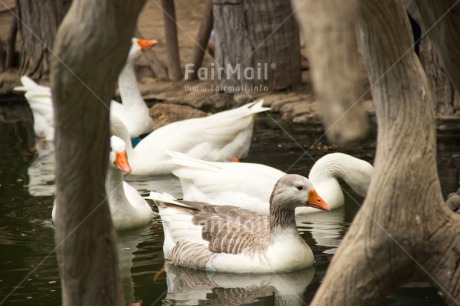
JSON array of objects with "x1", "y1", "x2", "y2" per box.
[{"x1": 0, "y1": 99, "x2": 458, "y2": 305}]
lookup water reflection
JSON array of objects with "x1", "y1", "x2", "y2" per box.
[
  {"x1": 27, "y1": 142, "x2": 56, "y2": 197},
  {"x1": 163, "y1": 263, "x2": 315, "y2": 306},
  {"x1": 297, "y1": 207, "x2": 345, "y2": 255},
  {"x1": 116, "y1": 225, "x2": 154, "y2": 304},
  {"x1": 0, "y1": 101, "x2": 458, "y2": 306},
  {"x1": 126, "y1": 175, "x2": 182, "y2": 199}
]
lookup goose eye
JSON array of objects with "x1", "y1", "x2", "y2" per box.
[{"x1": 296, "y1": 186, "x2": 304, "y2": 191}]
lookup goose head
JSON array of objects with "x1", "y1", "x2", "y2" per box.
[
  {"x1": 127, "y1": 38, "x2": 158, "y2": 62},
  {"x1": 270, "y1": 174, "x2": 330, "y2": 212},
  {"x1": 109, "y1": 136, "x2": 132, "y2": 175}
]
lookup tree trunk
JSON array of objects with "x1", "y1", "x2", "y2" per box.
[
  {"x1": 419, "y1": 37, "x2": 460, "y2": 116},
  {"x1": 51, "y1": 0, "x2": 146, "y2": 305},
  {"x1": 213, "y1": 0, "x2": 301, "y2": 92},
  {"x1": 291, "y1": 0, "x2": 369, "y2": 146},
  {"x1": 17, "y1": 0, "x2": 71, "y2": 79},
  {"x1": 310, "y1": 0, "x2": 460, "y2": 305}
]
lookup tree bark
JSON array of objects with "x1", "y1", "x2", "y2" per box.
[
  {"x1": 17, "y1": 0, "x2": 71, "y2": 79},
  {"x1": 213, "y1": 0, "x2": 301, "y2": 92},
  {"x1": 311, "y1": 0, "x2": 460, "y2": 305},
  {"x1": 419, "y1": 36, "x2": 460, "y2": 116},
  {"x1": 51, "y1": 0, "x2": 146, "y2": 305},
  {"x1": 5, "y1": 13, "x2": 17, "y2": 69},
  {"x1": 291, "y1": 0, "x2": 369, "y2": 145},
  {"x1": 0, "y1": 38, "x2": 4, "y2": 72},
  {"x1": 405, "y1": 0, "x2": 460, "y2": 92}
]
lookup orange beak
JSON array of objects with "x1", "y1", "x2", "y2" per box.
[
  {"x1": 137, "y1": 39, "x2": 158, "y2": 52},
  {"x1": 114, "y1": 151, "x2": 132, "y2": 175},
  {"x1": 307, "y1": 189, "x2": 330, "y2": 211}
]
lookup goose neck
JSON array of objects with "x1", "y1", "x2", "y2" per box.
[
  {"x1": 270, "y1": 204, "x2": 297, "y2": 235},
  {"x1": 118, "y1": 61, "x2": 145, "y2": 107},
  {"x1": 106, "y1": 166, "x2": 129, "y2": 208}
]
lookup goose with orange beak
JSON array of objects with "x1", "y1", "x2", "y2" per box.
[
  {"x1": 111, "y1": 38, "x2": 158, "y2": 138},
  {"x1": 147, "y1": 174, "x2": 330, "y2": 273},
  {"x1": 15, "y1": 38, "x2": 158, "y2": 142},
  {"x1": 52, "y1": 136, "x2": 154, "y2": 230}
]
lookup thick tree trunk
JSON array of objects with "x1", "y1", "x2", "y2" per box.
[
  {"x1": 310, "y1": 0, "x2": 460, "y2": 305},
  {"x1": 51, "y1": 0, "x2": 146, "y2": 305},
  {"x1": 213, "y1": 0, "x2": 301, "y2": 92},
  {"x1": 291, "y1": 0, "x2": 369, "y2": 145},
  {"x1": 17, "y1": 0, "x2": 71, "y2": 79}
]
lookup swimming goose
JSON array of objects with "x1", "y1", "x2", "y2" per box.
[
  {"x1": 52, "y1": 136, "x2": 154, "y2": 230},
  {"x1": 14, "y1": 38, "x2": 157, "y2": 141},
  {"x1": 169, "y1": 151, "x2": 373, "y2": 215},
  {"x1": 147, "y1": 174, "x2": 330, "y2": 273},
  {"x1": 110, "y1": 100, "x2": 270, "y2": 176}
]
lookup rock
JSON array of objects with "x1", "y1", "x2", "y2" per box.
[{"x1": 149, "y1": 103, "x2": 208, "y2": 129}]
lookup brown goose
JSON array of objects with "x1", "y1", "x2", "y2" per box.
[{"x1": 147, "y1": 174, "x2": 330, "y2": 273}]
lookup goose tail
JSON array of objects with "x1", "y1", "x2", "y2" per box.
[
  {"x1": 244, "y1": 99, "x2": 270, "y2": 115},
  {"x1": 145, "y1": 191, "x2": 192, "y2": 209}
]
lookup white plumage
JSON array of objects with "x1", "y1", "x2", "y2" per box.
[
  {"x1": 169, "y1": 151, "x2": 373, "y2": 214},
  {"x1": 15, "y1": 38, "x2": 157, "y2": 140},
  {"x1": 113, "y1": 100, "x2": 270, "y2": 176}
]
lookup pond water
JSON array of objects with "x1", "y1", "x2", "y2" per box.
[{"x1": 0, "y1": 97, "x2": 458, "y2": 305}]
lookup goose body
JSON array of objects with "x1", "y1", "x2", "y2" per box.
[
  {"x1": 112, "y1": 101, "x2": 270, "y2": 176},
  {"x1": 15, "y1": 38, "x2": 157, "y2": 140},
  {"x1": 52, "y1": 136, "x2": 154, "y2": 230},
  {"x1": 147, "y1": 174, "x2": 330, "y2": 273},
  {"x1": 170, "y1": 151, "x2": 373, "y2": 215}
]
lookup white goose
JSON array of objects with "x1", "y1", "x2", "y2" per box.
[
  {"x1": 14, "y1": 38, "x2": 157, "y2": 141},
  {"x1": 52, "y1": 136, "x2": 154, "y2": 230},
  {"x1": 110, "y1": 100, "x2": 270, "y2": 176},
  {"x1": 111, "y1": 38, "x2": 157, "y2": 137},
  {"x1": 147, "y1": 174, "x2": 330, "y2": 273},
  {"x1": 169, "y1": 151, "x2": 373, "y2": 215}
]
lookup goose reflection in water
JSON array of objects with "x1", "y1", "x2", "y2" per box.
[
  {"x1": 162, "y1": 263, "x2": 314, "y2": 306},
  {"x1": 297, "y1": 207, "x2": 346, "y2": 254},
  {"x1": 27, "y1": 141, "x2": 56, "y2": 197}
]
